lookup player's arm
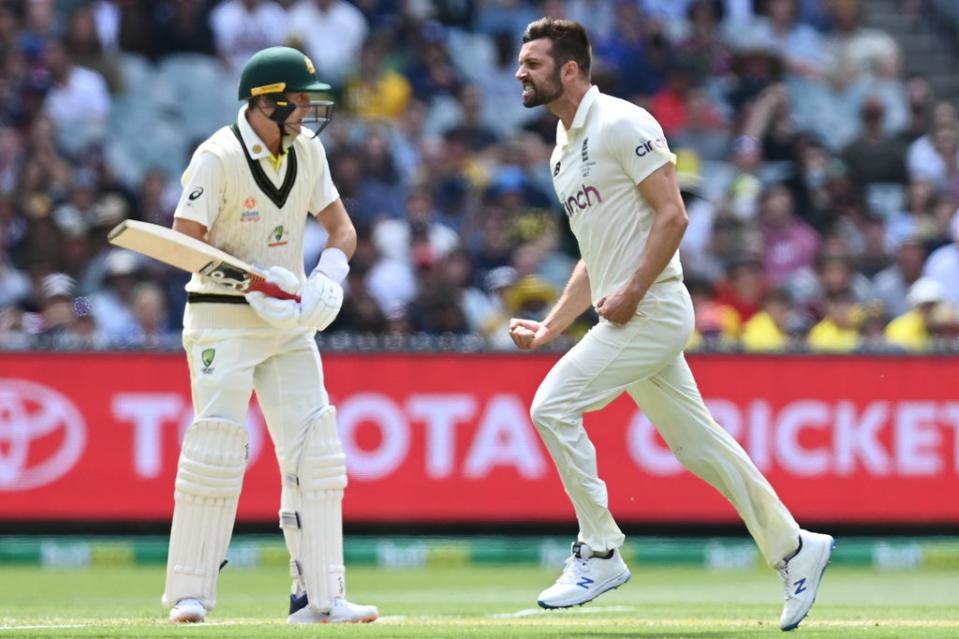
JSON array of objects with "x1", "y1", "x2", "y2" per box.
[
  {"x1": 172, "y1": 151, "x2": 222, "y2": 243},
  {"x1": 509, "y1": 260, "x2": 592, "y2": 350},
  {"x1": 316, "y1": 198, "x2": 357, "y2": 261},
  {"x1": 597, "y1": 163, "x2": 688, "y2": 324},
  {"x1": 596, "y1": 113, "x2": 686, "y2": 325},
  {"x1": 173, "y1": 218, "x2": 208, "y2": 241}
]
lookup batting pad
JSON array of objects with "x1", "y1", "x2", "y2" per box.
[
  {"x1": 162, "y1": 419, "x2": 248, "y2": 609},
  {"x1": 279, "y1": 406, "x2": 347, "y2": 612}
]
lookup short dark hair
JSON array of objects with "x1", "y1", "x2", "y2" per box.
[{"x1": 522, "y1": 18, "x2": 591, "y2": 77}]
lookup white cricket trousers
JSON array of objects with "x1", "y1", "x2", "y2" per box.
[
  {"x1": 182, "y1": 303, "x2": 329, "y2": 474},
  {"x1": 530, "y1": 278, "x2": 800, "y2": 567}
]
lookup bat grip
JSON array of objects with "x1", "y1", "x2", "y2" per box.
[{"x1": 249, "y1": 275, "x2": 301, "y2": 302}]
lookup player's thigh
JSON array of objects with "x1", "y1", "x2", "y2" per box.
[
  {"x1": 182, "y1": 328, "x2": 263, "y2": 424},
  {"x1": 625, "y1": 354, "x2": 718, "y2": 450},
  {"x1": 534, "y1": 315, "x2": 684, "y2": 419},
  {"x1": 253, "y1": 332, "x2": 330, "y2": 469}
]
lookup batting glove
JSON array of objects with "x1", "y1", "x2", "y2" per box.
[
  {"x1": 299, "y1": 270, "x2": 343, "y2": 332},
  {"x1": 245, "y1": 265, "x2": 302, "y2": 330}
]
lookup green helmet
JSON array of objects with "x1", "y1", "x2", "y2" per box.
[
  {"x1": 238, "y1": 46, "x2": 330, "y2": 100},
  {"x1": 238, "y1": 46, "x2": 334, "y2": 137}
]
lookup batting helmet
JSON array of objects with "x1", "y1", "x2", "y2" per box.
[{"x1": 238, "y1": 46, "x2": 334, "y2": 135}]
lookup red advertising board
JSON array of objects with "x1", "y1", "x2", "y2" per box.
[{"x1": 1, "y1": 353, "x2": 957, "y2": 524}]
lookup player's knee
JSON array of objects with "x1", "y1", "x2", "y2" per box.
[
  {"x1": 175, "y1": 418, "x2": 248, "y2": 500},
  {"x1": 299, "y1": 406, "x2": 347, "y2": 492},
  {"x1": 530, "y1": 390, "x2": 562, "y2": 432}
]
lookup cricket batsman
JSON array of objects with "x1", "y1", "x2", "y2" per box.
[
  {"x1": 161, "y1": 46, "x2": 377, "y2": 624},
  {"x1": 509, "y1": 18, "x2": 833, "y2": 631}
]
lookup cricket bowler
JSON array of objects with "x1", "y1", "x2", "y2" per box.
[
  {"x1": 162, "y1": 46, "x2": 377, "y2": 624},
  {"x1": 509, "y1": 18, "x2": 833, "y2": 631}
]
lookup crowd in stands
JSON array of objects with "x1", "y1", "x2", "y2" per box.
[{"x1": 0, "y1": 0, "x2": 957, "y2": 353}]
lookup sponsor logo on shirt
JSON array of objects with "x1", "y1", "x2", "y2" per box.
[
  {"x1": 267, "y1": 225, "x2": 288, "y2": 247},
  {"x1": 241, "y1": 196, "x2": 260, "y2": 222},
  {"x1": 580, "y1": 136, "x2": 597, "y2": 176},
  {"x1": 554, "y1": 161, "x2": 561, "y2": 177},
  {"x1": 635, "y1": 137, "x2": 668, "y2": 157},
  {"x1": 562, "y1": 183, "x2": 603, "y2": 217}
]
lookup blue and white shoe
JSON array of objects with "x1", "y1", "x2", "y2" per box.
[
  {"x1": 777, "y1": 530, "x2": 835, "y2": 631},
  {"x1": 288, "y1": 592, "x2": 378, "y2": 624},
  {"x1": 537, "y1": 542, "x2": 631, "y2": 609}
]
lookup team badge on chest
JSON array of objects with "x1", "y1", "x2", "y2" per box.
[
  {"x1": 240, "y1": 196, "x2": 260, "y2": 222},
  {"x1": 580, "y1": 137, "x2": 597, "y2": 177},
  {"x1": 268, "y1": 224, "x2": 288, "y2": 247}
]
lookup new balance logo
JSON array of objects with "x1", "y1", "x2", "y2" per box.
[
  {"x1": 576, "y1": 576, "x2": 594, "y2": 589},
  {"x1": 793, "y1": 578, "x2": 807, "y2": 595}
]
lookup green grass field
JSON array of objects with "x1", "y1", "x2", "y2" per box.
[{"x1": 1, "y1": 564, "x2": 957, "y2": 638}]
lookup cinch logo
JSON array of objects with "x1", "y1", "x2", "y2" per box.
[
  {"x1": 635, "y1": 137, "x2": 668, "y2": 157},
  {"x1": 563, "y1": 183, "x2": 603, "y2": 217},
  {"x1": 0, "y1": 379, "x2": 86, "y2": 491}
]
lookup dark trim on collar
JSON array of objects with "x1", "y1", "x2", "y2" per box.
[{"x1": 230, "y1": 123, "x2": 298, "y2": 209}]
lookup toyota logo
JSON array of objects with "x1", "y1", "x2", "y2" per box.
[{"x1": 0, "y1": 379, "x2": 86, "y2": 490}]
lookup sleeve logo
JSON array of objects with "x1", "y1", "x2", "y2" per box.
[
  {"x1": 635, "y1": 137, "x2": 668, "y2": 157},
  {"x1": 188, "y1": 187, "x2": 204, "y2": 201}
]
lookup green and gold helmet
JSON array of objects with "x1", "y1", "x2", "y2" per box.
[{"x1": 238, "y1": 46, "x2": 334, "y2": 136}]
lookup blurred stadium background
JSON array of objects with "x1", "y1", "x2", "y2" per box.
[{"x1": 1, "y1": 0, "x2": 958, "y2": 631}]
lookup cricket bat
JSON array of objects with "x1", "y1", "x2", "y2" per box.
[{"x1": 107, "y1": 219, "x2": 300, "y2": 301}]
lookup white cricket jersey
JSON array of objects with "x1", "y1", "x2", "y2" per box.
[
  {"x1": 550, "y1": 86, "x2": 681, "y2": 304},
  {"x1": 174, "y1": 104, "x2": 339, "y2": 295}
]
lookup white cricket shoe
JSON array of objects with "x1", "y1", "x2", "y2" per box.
[
  {"x1": 169, "y1": 598, "x2": 206, "y2": 623},
  {"x1": 537, "y1": 541, "x2": 631, "y2": 609},
  {"x1": 777, "y1": 530, "x2": 835, "y2": 631},
  {"x1": 287, "y1": 594, "x2": 379, "y2": 624}
]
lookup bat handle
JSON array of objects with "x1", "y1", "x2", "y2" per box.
[{"x1": 249, "y1": 276, "x2": 302, "y2": 302}]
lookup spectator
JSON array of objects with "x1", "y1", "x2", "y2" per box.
[
  {"x1": 152, "y1": 0, "x2": 217, "y2": 59},
  {"x1": 670, "y1": 87, "x2": 729, "y2": 162},
  {"x1": 744, "y1": 0, "x2": 826, "y2": 78},
  {"x1": 872, "y1": 236, "x2": 927, "y2": 318},
  {"x1": 209, "y1": 0, "x2": 288, "y2": 71},
  {"x1": 287, "y1": 0, "x2": 367, "y2": 88},
  {"x1": 759, "y1": 184, "x2": 821, "y2": 284},
  {"x1": 923, "y1": 210, "x2": 959, "y2": 305},
  {"x1": 807, "y1": 290, "x2": 860, "y2": 352},
  {"x1": 121, "y1": 281, "x2": 178, "y2": 349},
  {"x1": 686, "y1": 277, "x2": 741, "y2": 350},
  {"x1": 841, "y1": 96, "x2": 908, "y2": 188},
  {"x1": 886, "y1": 178, "x2": 942, "y2": 251},
  {"x1": 723, "y1": 135, "x2": 764, "y2": 221},
  {"x1": 343, "y1": 39, "x2": 412, "y2": 122},
  {"x1": 824, "y1": 0, "x2": 901, "y2": 84},
  {"x1": 885, "y1": 277, "x2": 945, "y2": 351},
  {"x1": 442, "y1": 83, "x2": 501, "y2": 154},
  {"x1": 741, "y1": 287, "x2": 794, "y2": 352},
  {"x1": 41, "y1": 38, "x2": 111, "y2": 153},
  {"x1": 676, "y1": 0, "x2": 732, "y2": 80},
  {"x1": 907, "y1": 101, "x2": 957, "y2": 184},
  {"x1": 714, "y1": 255, "x2": 768, "y2": 322},
  {"x1": 34, "y1": 272, "x2": 107, "y2": 350},
  {"x1": 62, "y1": 3, "x2": 121, "y2": 93},
  {"x1": 900, "y1": 75, "x2": 935, "y2": 144},
  {"x1": 87, "y1": 248, "x2": 143, "y2": 343}
]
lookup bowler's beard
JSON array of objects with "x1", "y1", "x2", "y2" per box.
[{"x1": 522, "y1": 69, "x2": 563, "y2": 108}]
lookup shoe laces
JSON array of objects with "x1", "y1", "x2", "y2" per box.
[{"x1": 556, "y1": 553, "x2": 590, "y2": 585}]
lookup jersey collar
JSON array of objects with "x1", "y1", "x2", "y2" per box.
[
  {"x1": 235, "y1": 104, "x2": 295, "y2": 160},
  {"x1": 557, "y1": 85, "x2": 599, "y2": 145}
]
